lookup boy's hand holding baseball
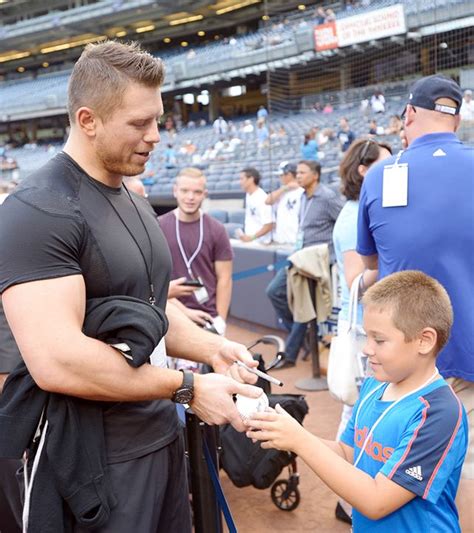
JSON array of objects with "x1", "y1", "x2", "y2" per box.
[{"x1": 245, "y1": 404, "x2": 305, "y2": 452}]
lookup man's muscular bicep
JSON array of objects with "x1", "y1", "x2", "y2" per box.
[{"x1": 2, "y1": 275, "x2": 86, "y2": 384}]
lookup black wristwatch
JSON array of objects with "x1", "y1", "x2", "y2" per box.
[{"x1": 171, "y1": 370, "x2": 194, "y2": 404}]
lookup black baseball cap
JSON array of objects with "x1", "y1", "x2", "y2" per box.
[{"x1": 405, "y1": 74, "x2": 463, "y2": 116}]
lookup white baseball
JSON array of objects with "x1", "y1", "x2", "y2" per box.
[{"x1": 235, "y1": 392, "x2": 269, "y2": 422}]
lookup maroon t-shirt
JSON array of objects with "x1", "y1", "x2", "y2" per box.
[{"x1": 158, "y1": 211, "x2": 233, "y2": 316}]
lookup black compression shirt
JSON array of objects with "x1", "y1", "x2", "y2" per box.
[{"x1": 0, "y1": 152, "x2": 178, "y2": 463}]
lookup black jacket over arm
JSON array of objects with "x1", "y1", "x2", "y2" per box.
[{"x1": 0, "y1": 296, "x2": 168, "y2": 532}]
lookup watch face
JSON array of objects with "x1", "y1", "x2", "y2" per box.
[{"x1": 173, "y1": 388, "x2": 194, "y2": 404}]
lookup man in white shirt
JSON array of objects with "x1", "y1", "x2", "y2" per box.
[
  {"x1": 459, "y1": 89, "x2": 474, "y2": 142},
  {"x1": 265, "y1": 162, "x2": 302, "y2": 245},
  {"x1": 213, "y1": 116, "x2": 228, "y2": 136},
  {"x1": 239, "y1": 167, "x2": 273, "y2": 244}
]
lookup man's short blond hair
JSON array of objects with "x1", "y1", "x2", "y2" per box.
[
  {"x1": 68, "y1": 40, "x2": 164, "y2": 123},
  {"x1": 175, "y1": 167, "x2": 207, "y2": 185},
  {"x1": 363, "y1": 270, "x2": 453, "y2": 353}
]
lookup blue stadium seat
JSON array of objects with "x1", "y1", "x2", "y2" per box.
[
  {"x1": 223, "y1": 222, "x2": 243, "y2": 239},
  {"x1": 228, "y1": 210, "x2": 245, "y2": 225},
  {"x1": 208, "y1": 209, "x2": 228, "y2": 223}
]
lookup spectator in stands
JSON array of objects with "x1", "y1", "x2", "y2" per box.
[
  {"x1": 164, "y1": 115, "x2": 177, "y2": 136},
  {"x1": 256, "y1": 119, "x2": 270, "y2": 151},
  {"x1": 322, "y1": 101, "x2": 334, "y2": 114},
  {"x1": 368, "y1": 119, "x2": 384, "y2": 136},
  {"x1": 277, "y1": 125, "x2": 287, "y2": 138},
  {"x1": 357, "y1": 74, "x2": 473, "y2": 523},
  {"x1": 267, "y1": 160, "x2": 344, "y2": 369},
  {"x1": 163, "y1": 143, "x2": 177, "y2": 168},
  {"x1": 459, "y1": 89, "x2": 474, "y2": 142},
  {"x1": 239, "y1": 167, "x2": 273, "y2": 244},
  {"x1": 257, "y1": 105, "x2": 268, "y2": 121},
  {"x1": 265, "y1": 162, "x2": 302, "y2": 245},
  {"x1": 332, "y1": 137, "x2": 392, "y2": 525},
  {"x1": 370, "y1": 90, "x2": 385, "y2": 114},
  {"x1": 240, "y1": 119, "x2": 255, "y2": 141},
  {"x1": 314, "y1": 6, "x2": 327, "y2": 24},
  {"x1": 213, "y1": 116, "x2": 228, "y2": 136},
  {"x1": 325, "y1": 8, "x2": 336, "y2": 22},
  {"x1": 385, "y1": 114, "x2": 403, "y2": 136},
  {"x1": 159, "y1": 168, "x2": 233, "y2": 338},
  {"x1": 301, "y1": 132, "x2": 319, "y2": 160},
  {"x1": 123, "y1": 176, "x2": 147, "y2": 197},
  {"x1": 460, "y1": 89, "x2": 474, "y2": 119},
  {"x1": 179, "y1": 139, "x2": 197, "y2": 157},
  {"x1": 337, "y1": 117, "x2": 355, "y2": 152},
  {"x1": 0, "y1": 40, "x2": 261, "y2": 533}
]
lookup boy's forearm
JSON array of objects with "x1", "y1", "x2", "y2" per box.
[{"x1": 294, "y1": 435, "x2": 390, "y2": 519}]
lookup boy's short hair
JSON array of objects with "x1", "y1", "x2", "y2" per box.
[
  {"x1": 68, "y1": 40, "x2": 164, "y2": 124},
  {"x1": 362, "y1": 270, "x2": 453, "y2": 353}
]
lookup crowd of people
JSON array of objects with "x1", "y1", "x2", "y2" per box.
[{"x1": 0, "y1": 39, "x2": 472, "y2": 533}]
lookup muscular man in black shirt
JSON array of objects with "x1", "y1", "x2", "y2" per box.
[{"x1": 0, "y1": 41, "x2": 260, "y2": 532}]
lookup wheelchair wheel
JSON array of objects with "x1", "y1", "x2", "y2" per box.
[{"x1": 270, "y1": 479, "x2": 300, "y2": 511}]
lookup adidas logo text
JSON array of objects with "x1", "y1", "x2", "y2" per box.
[{"x1": 405, "y1": 465, "x2": 423, "y2": 481}]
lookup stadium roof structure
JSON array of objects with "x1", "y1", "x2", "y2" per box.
[{"x1": 0, "y1": 0, "x2": 313, "y2": 74}]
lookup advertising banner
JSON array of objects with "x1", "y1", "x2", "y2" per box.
[{"x1": 314, "y1": 4, "x2": 406, "y2": 51}]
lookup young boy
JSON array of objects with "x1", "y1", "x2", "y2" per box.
[{"x1": 246, "y1": 271, "x2": 468, "y2": 532}]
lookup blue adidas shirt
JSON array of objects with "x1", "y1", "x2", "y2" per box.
[
  {"x1": 341, "y1": 377, "x2": 468, "y2": 532},
  {"x1": 357, "y1": 133, "x2": 474, "y2": 381}
]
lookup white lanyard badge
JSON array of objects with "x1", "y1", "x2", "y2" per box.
[
  {"x1": 175, "y1": 210, "x2": 204, "y2": 279},
  {"x1": 382, "y1": 150, "x2": 408, "y2": 208},
  {"x1": 353, "y1": 368, "x2": 440, "y2": 468}
]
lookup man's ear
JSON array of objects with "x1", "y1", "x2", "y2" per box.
[
  {"x1": 405, "y1": 105, "x2": 416, "y2": 127},
  {"x1": 453, "y1": 115, "x2": 461, "y2": 132},
  {"x1": 76, "y1": 107, "x2": 97, "y2": 137},
  {"x1": 418, "y1": 327, "x2": 437, "y2": 355}
]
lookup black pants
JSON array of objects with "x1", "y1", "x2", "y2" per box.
[
  {"x1": 73, "y1": 435, "x2": 191, "y2": 533},
  {"x1": 0, "y1": 459, "x2": 22, "y2": 533}
]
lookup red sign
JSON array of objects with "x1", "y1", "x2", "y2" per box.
[{"x1": 314, "y1": 22, "x2": 338, "y2": 52}]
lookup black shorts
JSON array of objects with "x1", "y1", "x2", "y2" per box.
[{"x1": 74, "y1": 435, "x2": 191, "y2": 533}]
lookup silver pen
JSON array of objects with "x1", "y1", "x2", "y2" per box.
[{"x1": 235, "y1": 360, "x2": 284, "y2": 387}]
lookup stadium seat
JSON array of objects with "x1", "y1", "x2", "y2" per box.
[
  {"x1": 228, "y1": 210, "x2": 245, "y2": 225},
  {"x1": 208, "y1": 209, "x2": 228, "y2": 224}
]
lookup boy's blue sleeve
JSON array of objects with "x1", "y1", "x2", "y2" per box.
[{"x1": 380, "y1": 386, "x2": 467, "y2": 503}]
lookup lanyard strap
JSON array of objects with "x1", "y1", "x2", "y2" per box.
[
  {"x1": 87, "y1": 180, "x2": 156, "y2": 304},
  {"x1": 393, "y1": 149, "x2": 404, "y2": 166},
  {"x1": 203, "y1": 438, "x2": 237, "y2": 533},
  {"x1": 354, "y1": 368, "x2": 440, "y2": 468},
  {"x1": 175, "y1": 211, "x2": 204, "y2": 278}
]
